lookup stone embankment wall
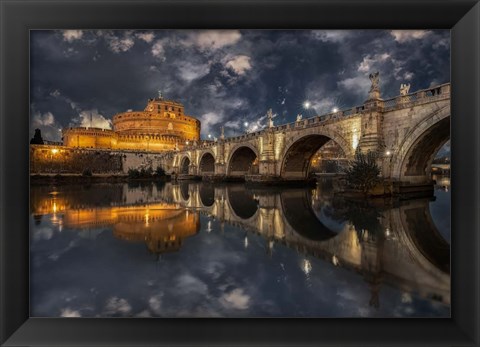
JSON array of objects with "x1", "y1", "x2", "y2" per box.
[{"x1": 30, "y1": 145, "x2": 169, "y2": 174}]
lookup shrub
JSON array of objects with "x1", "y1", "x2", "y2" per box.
[
  {"x1": 128, "y1": 168, "x2": 140, "y2": 179},
  {"x1": 343, "y1": 151, "x2": 381, "y2": 197},
  {"x1": 144, "y1": 167, "x2": 153, "y2": 177},
  {"x1": 128, "y1": 167, "x2": 154, "y2": 179},
  {"x1": 155, "y1": 166, "x2": 166, "y2": 177}
]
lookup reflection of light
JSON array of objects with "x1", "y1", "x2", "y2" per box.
[
  {"x1": 385, "y1": 228, "x2": 390, "y2": 237},
  {"x1": 51, "y1": 148, "x2": 59, "y2": 154},
  {"x1": 268, "y1": 240, "x2": 274, "y2": 250},
  {"x1": 244, "y1": 236, "x2": 249, "y2": 248},
  {"x1": 145, "y1": 210, "x2": 150, "y2": 227},
  {"x1": 302, "y1": 259, "x2": 312, "y2": 275},
  {"x1": 53, "y1": 202, "x2": 57, "y2": 213},
  {"x1": 206, "y1": 220, "x2": 212, "y2": 233},
  {"x1": 332, "y1": 255, "x2": 339, "y2": 266}
]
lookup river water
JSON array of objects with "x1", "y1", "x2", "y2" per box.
[{"x1": 30, "y1": 177, "x2": 450, "y2": 318}]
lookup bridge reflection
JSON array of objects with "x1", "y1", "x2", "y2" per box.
[{"x1": 31, "y1": 181, "x2": 450, "y2": 307}]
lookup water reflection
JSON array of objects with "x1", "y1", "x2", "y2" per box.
[{"x1": 30, "y1": 180, "x2": 450, "y2": 317}]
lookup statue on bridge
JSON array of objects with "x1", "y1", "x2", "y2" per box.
[
  {"x1": 400, "y1": 83, "x2": 411, "y2": 96},
  {"x1": 368, "y1": 71, "x2": 381, "y2": 100},
  {"x1": 266, "y1": 108, "x2": 274, "y2": 128},
  {"x1": 220, "y1": 126, "x2": 225, "y2": 140},
  {"x1": 296, "y1": 114, "x2": 303, "y2": 122}
]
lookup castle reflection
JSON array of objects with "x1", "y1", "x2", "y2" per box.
[
  {"x1": 31, "y1": 185, "x2": 199, "y2": 257},
  {"x1": 30, "y1": 180, "x2": 450, "y2": 308}
]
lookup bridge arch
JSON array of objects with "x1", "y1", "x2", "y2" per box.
[
  {"x1": 279, "y1": 131, "x2": 351, "y2": 179},
  {"x1": 392, "y1": 199, "x2": 450, "y2": 275},
  {"x1": 176, "y1": 182, "x2": 191, "y2": 203},
  {"x1": 391, "y1": 105, "x2": 450, "y2": 183},
  {"x1": 227, "y1": 143, "x2": 259, "y2": 177},
  {"x1": 199, "y1": 183, "x2": 215, "y2": 207},
  {"x1": 179, "y1": 155, "x2": 191, "y2": 175},
  {"x1": 226, "y1": 185, "x2": 259, "y2": 221},
  {"x1": 198, "y1": 151, "x2": 215, "y2": 174},
  {"x1": 280, "y1": 189, "x2": 338, "y2": 241}
]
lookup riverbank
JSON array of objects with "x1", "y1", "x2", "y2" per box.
[
  {"x1": 30, "y1": 173, "x2": 171, "y2": 185},
  {"x1": 333, "y1": 179, "x2": 435, "y2": 200}
]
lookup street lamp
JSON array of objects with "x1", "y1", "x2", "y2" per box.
[
  {"x1": 332, "y1": 107, "x2": 339, "y2": 113},
  {"x1": 303, "y1": 101, "x2": 311, "y2": 109}
]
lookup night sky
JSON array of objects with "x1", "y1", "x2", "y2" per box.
[{"x1": 30, "y1": 29, "x2": 450, "y2": 150}]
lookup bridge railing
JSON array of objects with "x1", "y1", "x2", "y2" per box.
[
  {"x1": 180, "y1": 83, "x2": 450, "y2": 149},
  {"x1": 382, "y1": 83, "x2": 450, "y2": 111}
]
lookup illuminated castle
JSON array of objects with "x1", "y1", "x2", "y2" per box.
[{"x1": 62, "y1": 93, "x2": 201, "y2": 152}]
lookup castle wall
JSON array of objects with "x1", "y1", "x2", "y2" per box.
[
  {"x1": 121, "y1": 152, "x2": 168, "y2": 173},
  {"x1": 63, "y1": 127, "x2": 117, "y2": 149},
  {"x1": 115, "y1": 135, "x2": 178, "y2": 152},
  {"x1": 113, "y1": 112, "x2": 200, "y2": 141},
  {"x1": 30, "y1": 145, "x2": 172, "y2": 174},
  {"x1": 30, "y1": 145, "x2": 123, "y2": 174}
]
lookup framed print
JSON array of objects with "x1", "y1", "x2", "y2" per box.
[{"x1": 1, "y1": 0, "x2": 479, "y2": 346}]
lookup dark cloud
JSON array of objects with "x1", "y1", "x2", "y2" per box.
[{"x1": 30, "y1": 29, "x2": 450, "y2": 141}]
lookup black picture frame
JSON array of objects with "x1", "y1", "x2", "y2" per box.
[{"x1": 1, "y1": 0, "x2": 479, "y2": 346}]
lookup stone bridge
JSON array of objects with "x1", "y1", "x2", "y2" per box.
[
  {"x1": 159, "y1": 82, "x2": 450, "y2": 185},
  {"x1": 160, "y1": 182, "x2": 450, "y2": 306}
]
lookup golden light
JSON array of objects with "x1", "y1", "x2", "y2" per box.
[
  {"x1": 302, "y1": 259, "x2": 312, "y2": 275},
  {"x1": 51, "y1": 148, "x2": 59, "y2": 154},
  {"x1": 145, "y1": 211, "x2": 150, "y2": 227}
]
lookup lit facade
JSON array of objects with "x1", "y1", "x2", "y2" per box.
[{"x1": 62, "y1": 96, "x2": 201, "y2": 152}]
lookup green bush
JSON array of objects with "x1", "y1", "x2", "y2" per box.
[
  {"x1": 128, "y1": 168, "x2": 140, "y2": 179},
  {"x1": 128, "y1": 167, "x2": 155, "y2": 179},
  {"x1": 344, "y1": 151, "x2": 381, "y2": 197},
  {"x1": 155, "y1": 166, "x2": 166, "y2": 177}
]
